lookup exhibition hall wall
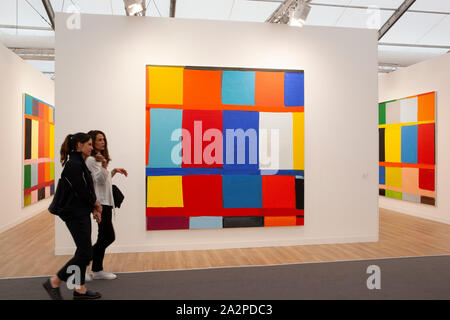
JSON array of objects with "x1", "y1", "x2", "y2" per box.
[
  {"x1": 55, "y1": 13, "x2": 378, "y2": 254},
  {"x1": 379, "y1": 53, "x2": 450, "y2": 224},
  {"x1": 0, "y1": 42, "x2": 55, "y2": 233}
]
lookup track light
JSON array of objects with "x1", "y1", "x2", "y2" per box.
[
  {"x1": 124, "y1": 0, "x2": 145, "y2": 16},
  {"x1": 289, "y1": 0, "x2": 311, "y2": 27}
]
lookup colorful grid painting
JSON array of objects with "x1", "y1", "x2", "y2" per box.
[
  {"x1": 379, "y1": 91, "x2": 436, "y2": 205},
  {"x1": 146, "y1": 66, "x2": 305, "y2": 230},
  {"x1": 23, "y1": 94, "x2": 55, "y2": 207}
]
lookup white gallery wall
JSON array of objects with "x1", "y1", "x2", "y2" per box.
[
  {"x1": 379, "y1": 53, "x2": 450, "y2": 225},
  {"x1": 55, "y1": 13, "x2": 378, "y2": 254},
  {"x1": 0, "y1": 42, "x2": 55, "y2": 233}
]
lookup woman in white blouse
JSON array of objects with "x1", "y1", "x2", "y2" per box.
[{"x1": 85, "y1": 130, "x2": 127, "y2": 280}]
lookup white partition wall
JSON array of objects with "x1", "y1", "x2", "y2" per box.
[
  {"x1": 0, "y1": 42, "x2": 55, "y2": 233},
  {"x1": 55, "y1": 13, "x2": 378, "y2": 254},
  {"x1": 379, "y1": 53, "x2": 450, "y2": 225}
]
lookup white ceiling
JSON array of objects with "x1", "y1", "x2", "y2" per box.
[{"x1": 0, "y1": 0, "x2": 449, "y2": 76}]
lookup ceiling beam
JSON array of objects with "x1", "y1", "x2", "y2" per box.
[
  {"x1": 170, "y1": 0, "x2": 177, "y2": 18},
  {"x1": 0, "y1": 24, "x2": 53, "y2": 31},
  {"x1": 379, "y1": 42, "x2": 450, "y2": 50},
  {"x1": 378, "y1": 0, "x2": 416, "y2": 40},
  {"x1": 41, "y1": 0, "x2": 55, "y2": 30},
  {"x1": 10, "y1": 47, "x2": 55, "y2": 61},
  {"x1": 250, "y1": 0, "x2": 449, "y2": 15}
]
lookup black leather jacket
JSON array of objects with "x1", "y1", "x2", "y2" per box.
[{"x1": 61, "y1": 151, "x2": 97, "y2": 211}]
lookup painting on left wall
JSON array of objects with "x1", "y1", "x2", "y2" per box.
[{"x1": 23, "y1": 94, "x2": 55, "y2": 207}]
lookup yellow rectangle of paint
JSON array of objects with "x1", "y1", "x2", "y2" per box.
[
  {"x1": 50, "y1": 162, "x2": 55, "y2": 181},
  {"x1": 49, "y1": 124, "x2": 55, "y2": 159},
  {"x1": 384, "y1": 125, "x2": 401, "y2": 163},
  {"x1": 385, "y1": 167, "x2": 402, "y2": 188},
  {"x1": 45, "y1": 162, "x2": 51, "y2": 182},
  {"x1": 31, "y1": 119, "x2": 39, "y2": 159},
  {"x1": 147, "y1": 66, "x2": 184, "y2": 105},
  {"x1": 293, "y1": 112, "x2": 304, "y2": 170},
  {"x1": 147, "y1": 176, "x2": 184, "y2": 207}
]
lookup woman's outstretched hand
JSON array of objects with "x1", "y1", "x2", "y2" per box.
[{"x1": 112, "y1": 168, "x2": 128, "y2": 177}]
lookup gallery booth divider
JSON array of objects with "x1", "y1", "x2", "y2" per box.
[
  {"x1": 54, "y1": 13, "x2": 378, "y2": 254},
  {"x1": 0, "y1": 42, "x2": 55, "y2": 233},
  {"x1": 379, "y1": 53, "x2": 450, "y2": 225}
]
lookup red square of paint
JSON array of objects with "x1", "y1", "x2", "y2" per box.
[
  {"x1": 182, "y1": 175, "x2": 223, "y2": 209},
  {"x1": 419, "y1": 168, "x2": 435, "y2": 191},
  {"x1": 183, "y1": 69, "x2": 222, "y2": 107},
  {"x1": 418, "y1": 123, "x2": 435, "y2": 165},
  {"x1": 262, "y1": 175, "x2": 296, "y2": 208},
  {"x1": 182, "y1": 110, "x2": 223, "y2": 168},
  {"x1": 38, "y1": 162, "x2": 46, "y2": 184}
]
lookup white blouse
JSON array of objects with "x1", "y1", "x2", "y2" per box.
[{"x1": 85, "y1": 156, "x2": 114, "y2": 207}]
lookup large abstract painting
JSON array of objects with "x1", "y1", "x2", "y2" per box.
[
  {"x1": 379, "y1": 91, "x2": 436, "y2": 205},
  {"x1": 146, "y1": 66, "x2": 305, "y2": 230},
  {"x1": 23, "y1": 94, "x2": 55, "y2": 207}
]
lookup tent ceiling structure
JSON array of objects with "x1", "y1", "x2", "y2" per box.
[{"x1": 0, "y1": 0, "x2": 449, "y2": 78}]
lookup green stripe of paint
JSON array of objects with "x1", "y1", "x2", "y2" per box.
[
  {"x1": 24, "y1": 165, "x2": 31, "y2": 189},
  {"x1": 379, "y1": 102, "x2": 386, "y2": 125},
  {"x1": 386, "y1": 189, "x2": 402, "y2": 200}
]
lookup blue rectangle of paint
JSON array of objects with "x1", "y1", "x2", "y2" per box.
[
  {"x1": 401, "y1": 125, "x2": 418, "y2": 164},
  {"x1": 189, "y1": 217, "x2": 223, "y2": 229},
  {"x1": 284, "y1": 72, "x2": 304, "y2": 107},
  {"x1": 25, "y1": 95, "x2": 33, "y2": 115},
  {"x1": 379, "y1": 166, "x2": 385, "y2": 185},
  {"x1": 148, "y1": 108, "x2": 183, "y2": 168},
  {"x1": 221, "y1": 71, "x2": 255, "y2": 106},
  {"x1": 222, "y1": 175, "x2": 262, "y2": 208},
  {"x1": 223, "y1": 110, "x2": 259, "y2": 171}
]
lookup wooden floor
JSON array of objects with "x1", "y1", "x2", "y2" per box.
[{"x1": 1, "y1": 208, "x2": 450, "y2": 279}]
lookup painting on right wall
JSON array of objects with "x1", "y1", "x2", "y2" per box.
[{"x1": 379, "y1": 91, "x2": 436, "y2": 206}]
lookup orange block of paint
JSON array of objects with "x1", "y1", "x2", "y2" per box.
[
  {"x1": 183, "y1": 69, "x2": 222, "y2": 108},
  {"x1": 418, "y1": 92, "x2": 435, "y2": 121},
  {"x1": 265, "y1": 216, "x2": 297, "y2": 227},
  {"x1": 255, "y1": 71, "x2": 284, "y2": 107}
]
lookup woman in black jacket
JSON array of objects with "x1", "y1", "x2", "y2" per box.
[{"x1": 43, "y1": 132, "x2": 103, "y2": 300}]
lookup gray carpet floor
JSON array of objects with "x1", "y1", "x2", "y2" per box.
[{"x1": 1, "y1": 255, "x2": 449, "y2": 300}]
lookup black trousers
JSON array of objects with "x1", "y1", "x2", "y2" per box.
[
  {"x1": 57, "y1": 209, "x2": 92, "y2": 286},
  {"x1": 92, "y1": 205, "x2": 115, "y2": 272}
]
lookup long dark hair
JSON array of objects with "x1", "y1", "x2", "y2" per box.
[
  {"x1": 60, "y1": 132, "x2": 91, "y2": 166},
  {"x1": 88, "y1": 130, "x2": 111, "y2": 165}
]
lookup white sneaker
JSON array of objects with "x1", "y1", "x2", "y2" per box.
[
  {"x1": 85, "y1": 272, "x2": 93, "y2": 282},
  {"x1": 92, "y1": 271, "x2": 117, "y2": 280}
]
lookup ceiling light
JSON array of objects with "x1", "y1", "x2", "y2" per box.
[
  {"x1": 289, "y1": 0, "x2": 311, "y2": 27},
  {"x1": 124, "y1": 0, "x2": 145, "y2": 16}
]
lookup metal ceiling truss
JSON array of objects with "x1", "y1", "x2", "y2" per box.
[
  {"x1": 266, "y1": 0, "x2": 299, "y2": 24},
  {"x1": 10, "y1": 47, "x2": 55, "y2": 61},
  {"x1": 251, "y1": 0, "x2": 449, "y2": 15},
  {"x1": 378, "y1": 0, "x2": 416, "y2": 40},
  {"x1": 41, "y1": 0, "x2": 55, "y2": 30}
]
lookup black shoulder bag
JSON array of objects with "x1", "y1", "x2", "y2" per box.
[
  {"x1": 48, "y1": 176, "x2": 77, "y2": 221},
  {"x1": 112, "y1": 184, "x2": 124, "y2": 208}
]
